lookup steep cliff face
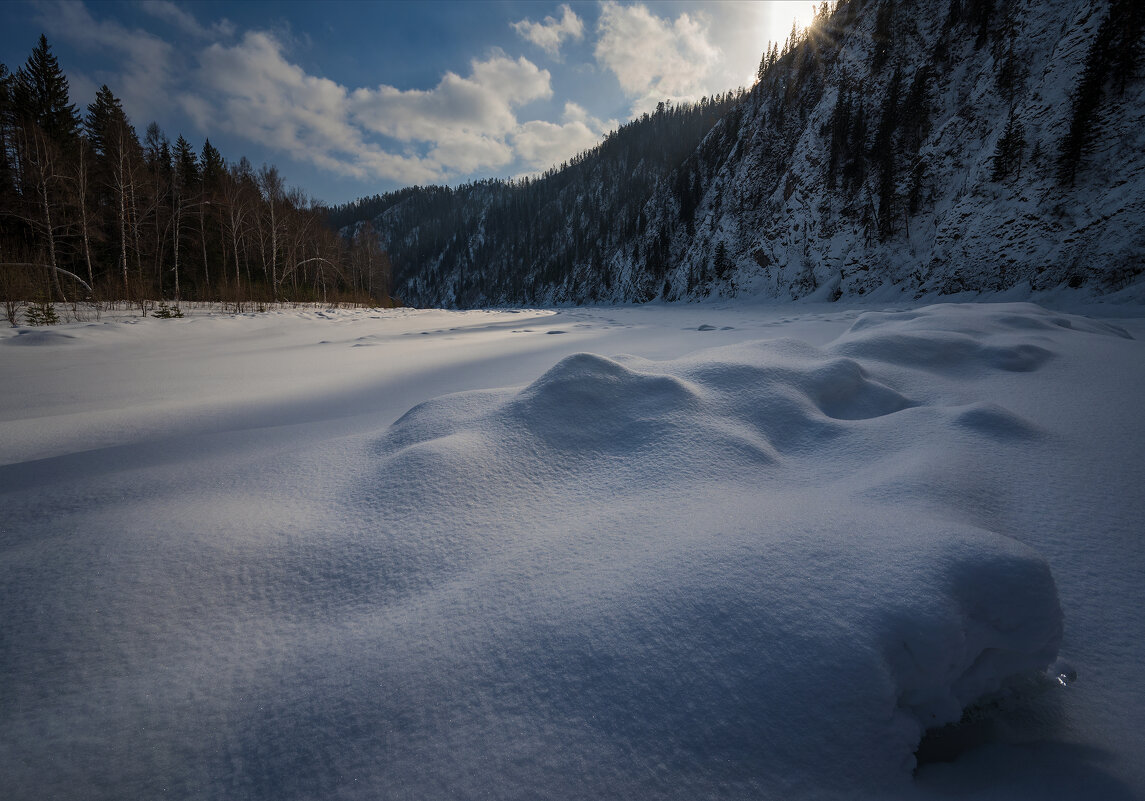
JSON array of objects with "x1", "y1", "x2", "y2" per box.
[
  {"x1": 649, "y1": 0, "x2": 1145, "y2": 303},
  {"x1": 345, "y1": 0, "x2": 1144, "y2": 307}
]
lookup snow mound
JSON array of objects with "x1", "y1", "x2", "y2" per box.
[
  {"x1": 366, "y1": 303, "x2": 1068, "y2": 791},
  {"x1": 9, "y1": 301, "x2": 1138, "y2": 800},
  {"x1": 384, "y1": 341, "x2": 915, "y2": 478},
  {"x1": 836, "y1": 302, "x2": 1133, "y2": 373},
  {"x1": 950, "y1": 402, "x2": 1042, "y2": 439},
  {"x1": 845, "y1": 303, "x2": 1133, "y2": 340},
  {"x1": 2, "y1": 328, "x2": 80, "y2": 346}
]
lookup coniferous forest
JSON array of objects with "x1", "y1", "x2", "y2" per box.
[{"x1": 0, "y1": 36, "x2": 393, "y2": 322}]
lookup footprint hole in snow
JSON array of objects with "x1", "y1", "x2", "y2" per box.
[
  {"x1": 913, "y1": 669, "x2": 1068, "y2": 770},
  {"x1": 915, "y1": 695, "x2": 1007, "y2": 767}
]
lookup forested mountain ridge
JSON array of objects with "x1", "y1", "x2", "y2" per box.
[
  {"x1": 335, "y1": 0, "x2": 1144, "y2": 307},
  {"x1": 328, "y1": 92, "x2": 745, "y2": 306}
]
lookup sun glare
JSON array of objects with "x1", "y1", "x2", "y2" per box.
[{"x1": 765, "y1": 1, "x2": 820, "y2": 44}]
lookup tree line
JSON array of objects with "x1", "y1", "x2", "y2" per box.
[{"x1": 1, "y1": 35, "x2": 393, "y2": 322}]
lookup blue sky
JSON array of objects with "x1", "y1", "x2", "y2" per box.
[{"x1": 1, "y1": 1, "x2": 817, "y2": 205}]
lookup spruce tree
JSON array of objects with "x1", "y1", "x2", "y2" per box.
[
  {"x1": 14, "y1": 35, "x2": 80, "y2": 145},
  {"x1": 200, "y1": 139, "x2": 225, "y2": 188},
  {"x1": 1055, "y1": 0, "x2": 1138, "y2": 185},
  {"x1": 713, "y1": 240, "x2": 732, "y2": 280},
  {"x1": 843, "y1": 102, "x2": 868, "y2": 191},
  {"x1": 992, "y1": 107, "x2": 1025, "y2": 181},
  {"x1": 174, "y1": 135, "x2": 199, "y2": 190},
  {"x1": 873, "y1": 68, "x2": 902, "y2": 240},
  {"x1": 1109, "y1": 0, "x2": 1144, "y2": 96},
  {"x1": 827, "y1": 82, "x2": 852, "y2": 189},
  {"x1": 0, "y1": 64, "x2": 15, "y2": 209},
  {"x1": 872, "y1": 1, "x2": 894, "y2": 73},
  {"x1": 85, "y1": 85, "x2": 126, "y2": 157}
]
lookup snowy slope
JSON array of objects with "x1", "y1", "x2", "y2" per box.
[
  {"x1": 2, "y1": 299, "x2": 1143, "y2": 799},
  {"x1": 666, "y1": 0, "x2": 1145, "y2": 302},
  {"x1": 347, "y1": 0, "x2": 1143, "y2": 307}
]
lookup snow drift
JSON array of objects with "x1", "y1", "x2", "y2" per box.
[
  {"x1": 362, "y1": 303, "x2": 1069, "y2": 794},
  {"x1": 5, "y1": 300, "x2": 1143, "y2": 800}
]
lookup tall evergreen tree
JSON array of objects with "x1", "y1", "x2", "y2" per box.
[
  {"x1": 827, "y1": 82, "x2": 853, "y2": 189},
  {"x1": 174, "y1": 135, "x2": 199, "y2": 190},
  {"x1": 13, "y1": 35, "x2": 80, "y2": 145},
  {"x1": 200, "y1": 139, "x2": 225, "y2": 188},
  {"x1": 842, "y1": 101, "x2": 868, "y2": 191},
  {"x1": 85, "y1": 88, "x2": 140, "y2": 297},
  {"x1": 872, "y1": 1, "x2": 895, "y2": 72},
  {"x1": 992, "y1": 107, "x2": 1025, "y2": 181},
  {"x1": 1055, "y1": 0, "x2": 1139, "y2": 184},
  {"x1": 1109, "y1": 0, "x2": 1144, "y2": 96},
  {"x1": 873, "y1": 67, "x2": 902, "y2": 240},
  {"x1": 0, "y1": 64, "x2": 16, "y2": 209},
  {"x1": 84, "y1": 85, "x2": 126, "y2": 158}
]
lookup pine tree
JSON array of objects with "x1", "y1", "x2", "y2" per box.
[
  {"x1": 13, "y1": 35, "x2": 80, "y2": 145},
  {"x1": 0, "y1": 64, "x2": 16, "y2": 212},
  {"x1": 174, "y1": 135, "x2": 199, "y2": 190},
  {"x1": 872, "y1": 1, "x2": 895, "y2": 73},
  {"x1": 968, "y1": 0, "x2": 994, "y2": 49},
  {"x1": 713, "y1": 240, "x2": 732, "y2": 280},
  {"x1": 827, "y1": 82, "x2": 852, "y2": 189},
  {"x1": 1109, "y1": 0, "x2": 1144, "y2": 96},
  {"x1": 86, "y1": 90, "x2": 140, "y2": 297},
  {"x1": 84, "y1": 85, "x2": 124, "y2": 157},
  {"x1": 944, "y1": 0, "x2": 963, "y2": 28},
  {"x1": 1057, "y1": 0, "x2": 1131, "y2": 184},
  {"x1": 842, "y1": 102, "x2": 868, "y2": 191},
  {"x1": 989, "y1": 106, "x2": 1025, "y2": 179},
  {"x1": 200, "y1": 138, "x2": 225, "y2": 188},
  {"x1": 900, "y1": 65, "x2": 934, "y2": 158},
  {"x1": 873, "y1": 67, "x2": 902, "y2": 240},
  {"x1": 992, "y1": 107, "x2": 1025, "y2": 181}
]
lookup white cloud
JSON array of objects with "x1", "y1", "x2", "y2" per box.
[
  {"x1": 189, "y1": 31, "x2": 442, "y2": 184},
  {"x1": 511, "y1": 4, "x2": 585, "y2": 57},
  {"x1": 593, "y1": 1, "x2": 723, "y2": 114},
  {"x1": 189, "y1": 33, "x2": 574, "y2": 183},
  {"x1": 34, "y1": 0, "x2": 176, "y2": 119},
  {"x1": 35, "y1": 1, "x2": 620, "y2": 186},
  {"x1": 348, "y1": 53, "x2": 552, "y2": 173},
  {"x1": 512, "y1": 102, "x2": 615, "y2": 170},
  {"x1": 138, "y1": 1, "x2": 234, "y2": 40}
]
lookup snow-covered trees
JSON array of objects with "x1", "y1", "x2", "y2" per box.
[
  {"x1": 1057, "y1": 0, "x2": 1144, "y2": 185},
  {"x1": 991, "y1": 108, "x2": 1025, "y2": 181}
]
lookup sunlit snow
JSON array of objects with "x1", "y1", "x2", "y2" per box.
[{"x1": 2, "y1": 300, "x2": 1143, "y2": 800}]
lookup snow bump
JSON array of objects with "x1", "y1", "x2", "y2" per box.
[{"x1": 359, "y1": 305, "x2": 1080, "y2": 790}]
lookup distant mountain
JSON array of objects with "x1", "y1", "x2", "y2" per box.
[{"x1": 333, "y1": 0, "x2": 1144, "y2": 307}]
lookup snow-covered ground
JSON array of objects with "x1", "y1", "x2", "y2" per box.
[{"x1": 2, "y1": 299, "x2": 1143, "y2": 800}]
